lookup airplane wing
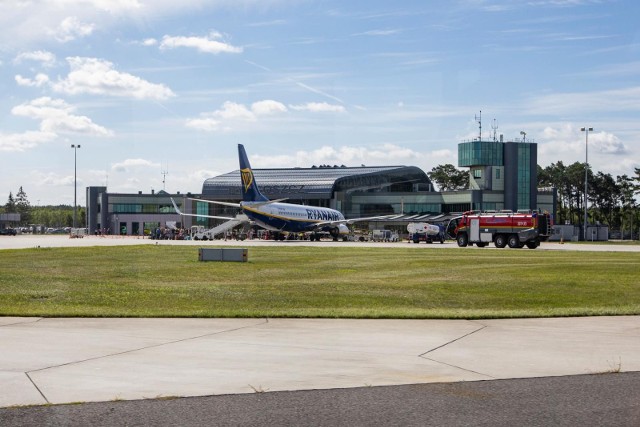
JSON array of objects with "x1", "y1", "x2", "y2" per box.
[
  {"x1": 185, "y1": 197, "x2": 288, "y2": 208},
  {"x1": 343, "y1": 215, "x2": 392, "y2": 225},
  {"x1": 311, "y1": 215, "x2": 392, "y2": 228},
  {"x1": 170, "y1": 198, "x2": 237, "y2": 220},
  {"x1": 185, "y1": 197, "x2": 241, "y2": 208}
]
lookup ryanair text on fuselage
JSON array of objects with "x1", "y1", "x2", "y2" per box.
[{"x1": 306, "y1": 208, "x2": 342, "y2": 221}]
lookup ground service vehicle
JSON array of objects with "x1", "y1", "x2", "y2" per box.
[
  {"x1": 190, "y1": 225, "x2": 215, "y2": 241},
  {"x1": 372, "y1": 229, "x2": 399, "y2": 242},
  {"x1": 407, "y1": 222, "x2": 445, "y2": 244},
  {"x1": 446, "y1": 211, "x2": 551, "y2": 249}
]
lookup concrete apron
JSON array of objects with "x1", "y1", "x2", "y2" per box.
[{"x1": 1, "y1": 316, "x2": 639, "y2": 407}]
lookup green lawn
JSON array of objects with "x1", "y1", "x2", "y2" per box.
[{"x1": 0, "y1": 245, "x2": 638, "y2": 318}]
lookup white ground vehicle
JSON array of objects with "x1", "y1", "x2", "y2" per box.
[
  {"x1": 372, "y1": 229, "x2": 399, "y2": 242},
  {"x1": 407, "y1": 222, "x2": 445, "y2": 244},
  {"x1": 190, "y1": 225, "x2": 215, "y2": 241}
]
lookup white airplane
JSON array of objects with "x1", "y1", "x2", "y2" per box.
[{"x1": 171, "y1": 144, "x2": 386, "y2": 240}]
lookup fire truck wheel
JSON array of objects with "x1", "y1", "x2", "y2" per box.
[
  {"x1": 456, "y1": 233, "x2": 468, "y2": 247},
  {"x1": 507, "y1": 235, "x2": 520, "y2": 248},
  {"x1": 526, "y1": 240, "x2": 538, "y2": 249},
  {"x1": 494, "y1": 234, "x2": 507, "y2": 248}
]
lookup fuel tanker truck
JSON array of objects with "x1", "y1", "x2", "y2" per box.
[
  {"x1": 407, "y1": 222, "x2": 445, "y2": 244},
  {"x1": 446, "y1": 211, "x2": 552, "y2": 249}
]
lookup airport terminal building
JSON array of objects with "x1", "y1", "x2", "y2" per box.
[{"x1": 86, "y1": 138, "x2": 556, "y2": 236}]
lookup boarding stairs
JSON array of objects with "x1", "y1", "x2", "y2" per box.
[{"x1": 207, "y1": 214, "x2": 249, "y2": 238}]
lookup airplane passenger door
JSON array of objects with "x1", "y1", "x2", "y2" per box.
[{"x1": 470, "y1": 218, "x2": 480, "y2": 242}]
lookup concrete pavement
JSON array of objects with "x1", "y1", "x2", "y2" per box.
[
  {"x1": 2, "y1": 233, "x2": 640, "y2": 251},
  {"x1": 1, "y1": 316, "x2": 639, "y2": 408}
]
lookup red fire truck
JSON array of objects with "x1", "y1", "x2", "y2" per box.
[{"x1": 446, "y1": 211, "x2": 552, "y2": 249}]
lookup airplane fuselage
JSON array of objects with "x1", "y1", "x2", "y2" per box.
[{"x1": 241, "y1": 202, "x2": 348, "y2": 233}]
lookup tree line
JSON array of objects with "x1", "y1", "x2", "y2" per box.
[
  {"x1": 538, "y1": 162, "x2": 639, "y2": 234},
  {"x1": 1, "y1": 187, "x2": 86, "y2": 229}
]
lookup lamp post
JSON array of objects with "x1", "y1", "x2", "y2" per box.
[
  {"x1": 580, "y1": 127, "x2": 592, "y2": 241},
  {"x1": 71, "y1": 144, "x2": 81, "y2": 229},
  {"x1": 520, "y1": 130, "x2": 526, "y2": 142}
]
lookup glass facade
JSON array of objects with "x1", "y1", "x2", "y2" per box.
[
  {"x1": 458, "y1": 141, "x2": 503, "y2": 167},
  {"x1": 110, "y1": 202, "x2": 175, "y2": 214},
  {"x1": 517, "y1": 144, "x2": 531, "y2": 210},
  {"x1": 195, "y1": 201, "x2": 209, "y2": 225}
]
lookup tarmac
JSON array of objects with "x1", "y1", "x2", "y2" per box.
[
  {"x1": 2, "y1": 315, "x2": 640, "y2": 408},
  {"x1": 1, "y1": 235, "x2": 639, "y2": 409}
]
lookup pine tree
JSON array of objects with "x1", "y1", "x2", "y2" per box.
[
  {"x1": 5, "y1": 192, "x2": 16, "y2": 213},
  {"x1": 15, "y1": 186, "x2": 31, "y2": 225}
]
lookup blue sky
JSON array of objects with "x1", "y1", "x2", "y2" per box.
[{"x1": 1, "y1": 0, "x2": 639, "y2": 205}]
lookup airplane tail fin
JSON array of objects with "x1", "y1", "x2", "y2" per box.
[{"x1": 238, "y1": 144, "x2": 269, "y2": 202}]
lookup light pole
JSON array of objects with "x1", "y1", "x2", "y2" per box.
[
  {"x1": 580, "y1": 127, "x2": 592, "y2": 241},
  {"x1": 71, "y1": 144, "x2": 81, "y2": 229},
  {"x1": 520, "y1": 130, "x2": 526, "y2": 142}
]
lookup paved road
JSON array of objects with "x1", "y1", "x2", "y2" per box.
[
  {"x1": 2, "y1": 373, "x2": 639, "y2": 426},
  {"x1": 2, "y1": 234, "x2": 640, "y2": 251}
]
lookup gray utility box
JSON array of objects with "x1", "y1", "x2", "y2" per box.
[{"x1": 198, "y1": 248, "x2": 248, "y2": 262}]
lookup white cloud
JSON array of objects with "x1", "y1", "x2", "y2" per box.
[
  {"x1": 52, "y1": 16, "x2": 95, "y2": 42},
  {"x1": 11, "y1": 97, "x2": 113, "y2": 137},
  {"x1": 537, "y1": 123, "x2": 631, "y2": 176},
  {"x1": 185, "y1": 102, "x2": 252, "y2": 132},
  {"x1": 0, "y1": 0, "x2": 283, "y2": 50},
  {"x1": 0, "y1": 130, "x2": 57, "y2": 152},
  {"x1": 185, "y1": 117, "x2": 223, "y2": 132},
  {"x1": 112, "y1": 158, "x2": 160, "y2": 172},
  {"x1": 32, "y1": 171, "x2": 77, "y2": 187},
  {"x1": 52, "y1": 57, "x2": 175, "y2": 100},
  {"x1": 527, "y1": 86, "x2": 640, "y2": 115},
  {"x1": 251, "y1": 100, "x2": 287, "y2": 115},
  {"x1": 540, "y1": 124, "x2": 628, "y2": 157},
  {"x1": 13, "y1": 50, "x2": 57, "y2": 67},
  {"x1": 15, "y1": 73, "x2": 51, "y2": 87},
  {"x1": 289, "y1": 102, "x2": 346, "y2": 113},
  {"x1": 187, "y1": 169, "x2": 218, "y2": 183},
  {"x1": 251, "y1": 144, "x2": 423, "y2": 168},
  {"x1": 216, "y1": 101, "x2": 255, "y2": 120},
  {"x1": 53, "y1": 0, "x2": 142, "y2": 13},
  {"x1": 590, "y1": 131, "x2": 627, "y2": 155},
  {"x1": 431, "y1": 149, "x2": 455, "y2": 160},
  {"x1": 186, "y1": 100, "x2": 287, "y2": 131},
  {"x1": 160, "y1": 32, "x2": 243, "y2": 54}
]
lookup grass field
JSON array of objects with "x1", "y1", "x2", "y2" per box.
[{"x1": 0, "y1": 245, "x2": 638, "y2": 319}]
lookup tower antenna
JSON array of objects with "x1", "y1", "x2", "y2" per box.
[
  {"x1": 161, "y1": 163, "x2": 169, "y2": 191},
  {"x1": 475, "y1": 110, "x2": 482, "y2": 141},
  {"x1": 491, "y1": 118, "x2": 499, "y2": 142}
]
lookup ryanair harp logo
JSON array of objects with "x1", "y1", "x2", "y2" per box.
[{"x1": 241, "y1": 168, "x2": 254, "y2": 193}]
